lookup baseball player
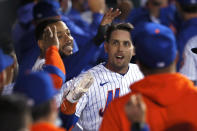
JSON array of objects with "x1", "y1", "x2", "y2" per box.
[
  {"x1": 60, "y1": 23, "x2": 144, "y2": 131},
  {"x1": 100, "y1": 22, "x2": 197, "y2": 131},
  {"x1": 31, "y1": 1, "x2": 74, "y2": 89},
  {"x1": 32, "y1": 18, "x2": 71, "y2": 89},
  {"x1": 31, "y1": 2, "x2": 121, "y2": 89}
]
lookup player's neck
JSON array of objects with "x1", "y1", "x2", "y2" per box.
[{"x1": 105, "y1": 63, "x2": 129, "y2": 75}]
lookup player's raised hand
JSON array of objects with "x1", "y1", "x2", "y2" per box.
[
  {"x1": 125, "y1": 94, "x2": 146, "y2": 123},
  {"x1": 42, "y1": 25, "x2": 59, "y2": 50},
  {"x1": 65, "y1": 72, "x2": 94, "y2": 103},
  {"x1": 100, "y1": 8, "x2": 121, "y2": 26}
]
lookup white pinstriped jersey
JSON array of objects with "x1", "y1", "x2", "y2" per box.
[
  {"x1": 179, "y1": 35, "x2": 197, "y2": 83},
  {"x1": 32, "y1": 57, "x2": 45, "y2": 71},
  {"x1": 62, "y1": 63, "x2": 143, "y2": 131}
]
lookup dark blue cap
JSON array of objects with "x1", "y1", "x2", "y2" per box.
[
  {"x1": 33, "y1": 1, "x2": 60, "y2": 21},
  {"x1": 14, "y1": 72, "x2": 58, "y2": 106},
  {"x1": 177, "y1": 0, "x2": 197, "y2": 5},
  {"x1": 0, "y1": 49, "x2": 14, "y2": 73},
  {"x1": 134, "y1": 22, "x2": 177, "y2": 68}
]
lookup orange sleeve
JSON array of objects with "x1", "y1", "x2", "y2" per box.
[
  {"x1": 60, "y1": 99, "x2": 77, "y2": 115},
  {"x1": 45, "y1": 46, "x2": 66, "y2": 89}
]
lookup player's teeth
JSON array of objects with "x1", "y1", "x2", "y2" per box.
[{"x1": 117, "y1": 56, "x2": 123, "y2": 58}]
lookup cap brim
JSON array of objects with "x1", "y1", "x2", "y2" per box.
[{"x1": 191, "y1": 48, "x2": 197, "y2": 54}]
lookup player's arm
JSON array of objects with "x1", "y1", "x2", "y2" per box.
[
  {"x1": 94, "y1": 8, "x2": 121, "y2": 46},
  {"x1": 60, "y1": 72, "x2": 94, "y2": 130},
  {"x1": 42, "y1": 26, "x2": 66, "y2": 89}
]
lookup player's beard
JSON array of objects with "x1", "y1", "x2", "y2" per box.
[
  {"x1": 106, "y1": 58, "x2": 129, "y2": 74},
  {"x1": 59, "y1": 51, "x2": 67, "y2": 58}
]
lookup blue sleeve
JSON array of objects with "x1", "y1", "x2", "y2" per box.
[
  {"x1": 42, "y1": 65, "x2": 66, "y2": 83},
  {"x1": 59, "y1": 112, "x2": 79, "y2": 130},
  {"x1": 90, "y1": 13, "x2": 103, "y2": 33},
  {"x1": 63, "y1": 40, "x2": 101, "y2": 80}
]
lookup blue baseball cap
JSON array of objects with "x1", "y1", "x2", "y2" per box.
[
  {"x1": 0, "y1": 49, "x2": 14, "y2": 73},
  {"x1": 177, "y1": 0, "x2": 197, "y2": 5},
  {"x1": 33, "y1": 1, "x2": 60, "y2": 21},
  {"x1": 134, "y1": 22, "x2": 177, "y2": 68},
  {"x1": 14, "y1": 72, "x2": 58, "y2": 106}
]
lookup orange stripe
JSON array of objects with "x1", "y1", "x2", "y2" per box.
[
  {"x1": 45, "y1": 46, "x2": 66, "y2": 89},
  {"x1": 61, "y1": 99, "x2": 77, "y2": 115}
]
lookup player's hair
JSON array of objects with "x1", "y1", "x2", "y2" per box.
[
  {"x1": 105, "y1": 23, "x2": 134, "y2": 43},
  {"x1": 0, "y1": 34, "x2": 14, "y2": 55},
  {"x1": 19, "y1": 0, "x2": 34, "y2": 6},
  {"x1": 35, "y1": 19, "x2": 61, "y2": 41},
  {"x1": 32, "y1": 100, "x2": 51, "y2": 122},
  {"x1": 180, "y1": 4, "x2": 197, "y2": 13},
  {"x1": 0, "y1": 94, "x2": 31, "y2": 131}
]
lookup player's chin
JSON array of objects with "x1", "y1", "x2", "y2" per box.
[{"x1": 65, "y1": 50, "x2": 73, "y2": 56}]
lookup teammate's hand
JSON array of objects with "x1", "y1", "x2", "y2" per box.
[
  {"x1": 100, "y1": 8, "x2": 121, "y2": 26},
  {"x1": 125, "y1": 94, "x2": 146, "y2": 123},
  {"x1": 42, "y1": 25, "x2": 59, "y2": 50},
  {"x1": 65, "y1": 72, "x2": 94, "y2": 103}
]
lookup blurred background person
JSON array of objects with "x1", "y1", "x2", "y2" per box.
[
  {"x1": 0, "y1": 94, "x2": 32, "y2": 131},
  {"x1": 0, "y1": 35, "x2": 18, "y2": 95}
]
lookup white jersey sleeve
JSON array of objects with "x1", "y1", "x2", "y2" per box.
[
  {"x1": 32, "y1": 58, "x2": 45, "y2": 71},
  {"x1": 179, "y1": 36, "x2": 197, "y2": 82}
]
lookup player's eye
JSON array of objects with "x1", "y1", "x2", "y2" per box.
[
  {"x1": 123, "y1": 41, "x2": 131, "y2": 47},
  {"x1": 111, "y1": 40, "x2": 119, "y2": 46}
]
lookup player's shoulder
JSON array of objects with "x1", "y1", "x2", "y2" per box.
[
  {"x1": 128, "y1": 63, "x2": 139, "y2": 68},
  {"x1": 185, "y1": 35, "x2": 197, "y2": 49},
  {"x1": 83, "y1": 63, "x2": 107, "y2": 74},
  {"x1": 128, "y1": 63, "x2": 141, "y2": 72}
]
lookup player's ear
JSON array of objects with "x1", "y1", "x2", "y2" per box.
[
  {"x1": 175, "y1": 52, "x2": 179, "y2": 65},
  {"x1": 132, "y1": 45, "x2": 135, "y2": 56},
  {"x1": 50, "y1": 99, "x2": 58, "y2": 112},
  {"x1": 0, "y1": 71, "x2": 5, "y2": 92},
  {"x1": 104, "y1": 42, "x2": 108, "y2": 53},
  {"x1": 37, "y1": 40, "x2": 43, "y2": 49}
]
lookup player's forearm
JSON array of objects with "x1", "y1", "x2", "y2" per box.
[
  {"x1": 60, "y1": 99, "x2": 79, "y2": 130},
  {"x1": 45, "y1": 46, "x2": 65, "y2": 74},
  {"x1": 45, "y1": 46, "x2": 66, "y2": 89}
]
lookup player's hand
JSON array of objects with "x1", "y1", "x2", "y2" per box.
[
  {"x1": 125, "y1": 94, "x2": 146, "y2": 123},
  {"x1": 100, "y1": 8, "x2": 121, "y2": 26},
  {"x1": 42, "y1": 25, "x2": 59, "y2": 50},
  {"x1": 88, "y1": 0, "x2": 106, "y2": 14},
  {"x1": 65, "y1": 72, "x2": 94, "y2": 103}
]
